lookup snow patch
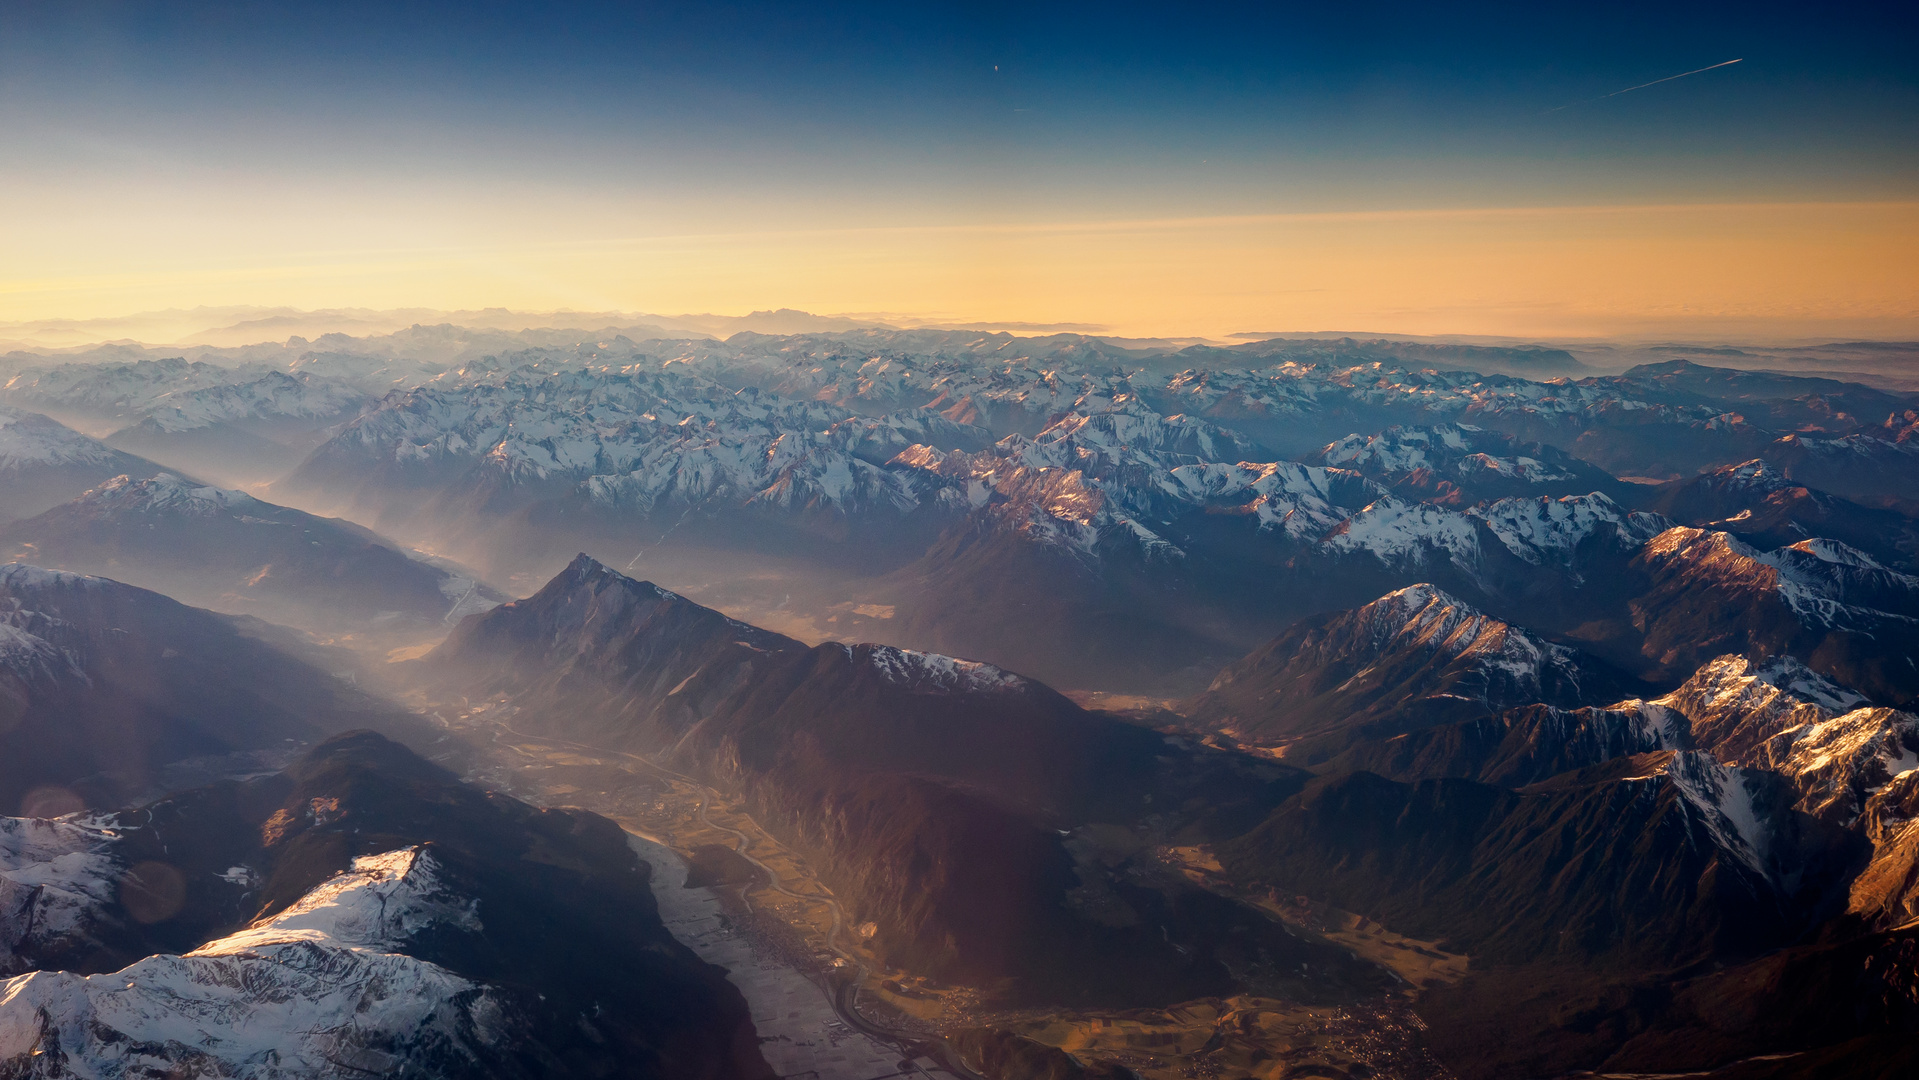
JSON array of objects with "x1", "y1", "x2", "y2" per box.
[{"x1": 863, "y1": 644, "x2": 1025, "y2": 693}]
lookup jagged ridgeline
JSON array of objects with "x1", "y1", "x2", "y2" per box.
[
  {"x1": 3, "y1": 328, "x2": 1918, "y2": 1077},
  {"x1": 9, "y1": 334, "x2": 1918, "y2": 696}
]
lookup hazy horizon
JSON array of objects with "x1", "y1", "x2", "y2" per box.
[
  {"x1": 5, "y1": 302, "x2": 1918, "y2": 356},
  {"x1": 3, "y1": 2, "x2": 1913, "y2": 340},
  {"x1": 4, "y1": 5, "x2": 1919, "y2": 1065}
]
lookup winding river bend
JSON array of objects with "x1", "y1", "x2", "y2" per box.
[{"x1": 627, "y1": 832, "x2": 928, "y2": 1080}]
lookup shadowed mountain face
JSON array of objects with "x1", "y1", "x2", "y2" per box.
[
  {"x1": 0, "y1": 731, "x2": 772, "y2": 1080},
  {"x1": 0, "y1": 473, "x2": 501, "y2": 636},
  {"x1": 0, "y1": 564, "x2": 444, "y2": 811},
  {"x1": 1415, "y1": 920, "x2": 1919, "y2": 1080},
  {"x1": 415, "y1": 555, "x2": 1388, "y2": 1007},
  {"x1": 1216, "y1": 751, "x2": 1858, "y2": 972}
]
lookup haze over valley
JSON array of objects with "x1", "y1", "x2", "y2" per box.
[
  {"x1": 0, "y1": 309, "x2": 1914, "y2": 1077},
  {"x1": 3, "y1": 1, "x2": 1916, "y2": 1076}
]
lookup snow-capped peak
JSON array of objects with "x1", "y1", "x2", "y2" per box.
[
  {"x1": 1747, "y1": 655, "x2": 1872, "y2": 712},
  {"x1": 0, "y1": 846, "x2": 504, "y2": 1077},
  {"x1": 198, "y1": 847, "x2": 480, "y2": 957},
  {"x1": 1361, "y1": 584, "x2": 1580, "y2": 683},
  {"x1": 1655, "y1": 654, "x2": 1850, "y2": 760},
  {"x1": 859, "y1": 643, "x2": 1026, "y2": 694},
  {"x1": 1713, "y1": 459, "x2": 1792, "y2": 491},
  {"x1": 77, "y1": 472, "x2": 264, "y2": 515},
  {"x1": 1473, "y1": 491, "x2": 1670, "y2": 569},
  {"x1": 1774, "y1": 538, "x2": 1895, "y2": 573},
  {"x1": 0, "y1": 409, "x2": 128, "y2": 471},
  {"x1": 1653, "y1": 654, "x2": 1914, "y2": 825}
]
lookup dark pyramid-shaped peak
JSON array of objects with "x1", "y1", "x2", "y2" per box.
[
  {"x1": 1185, "y1": 583, "x2": 1627, "y2": 758},
  {"x1": 422, "y1": 556, "x2": 803, "y2": 718}
]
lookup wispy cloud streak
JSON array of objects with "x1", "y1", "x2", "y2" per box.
[{"x1": 1547, "y1": 58, "x2": 1743, "y2": 112}]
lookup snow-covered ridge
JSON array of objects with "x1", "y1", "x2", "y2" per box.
[
  {"x1": 885, "y1": 394, "x2": 1379, "y2": 559},
  {"x1": 1312, "y1": 423, "x2": 1580, "y2": 485},
  {"x1": 0, "y1": 563, "x2": 106, "y2": 591},
  {"x1": 3, "y1": 359, "x2": 368, "y2": 432},
  {"x1": 0, "y1": 409, "x2": 128, "y2": 470},
  {"x1": 0, "y1": 847, "x2": 503, "y2": 1078},
  {"x1": 1750, "y1": 707, "x2": 1919, "y2": 824},
  {"x1": 1645, "y1": 654, "x2": 1916, "y2": 825},
  {"x1": 124, "y1": 370, "x2": 370, "y2": 433},
  {"x1": 0, "y1": 566, "x2": 116, "y2": 687},
  {"x1": 2, "y1": 358, "x2": 242, "y2": 411},
  {"x1": 1322, "y1": 491, "x2": 1665, "y2": 575},
  {"x1": 860, "y1": 643, "x2": 1025, "y2": 694},
  {"x1": 1473, "y1": 493, "x2": 1669, "y2": 568},
  {"x1": 1655, "y1": 654, "x2": 1857, "y2": 757},
  {"x1": 295, "y1": 353, "x2": 1694, "y2": 568},
  {"x1": 0, "y1": 620, "x2": 74, "y2": 687},
  {"x1": 1162, "y1": 460, "x2": 1378, "y2": 540},
  {"x1": 198, "y1": 847, "x2": 480, "y2": 956},
  {"x1": 1746, "y1": 655, "x2": 1873, "y2": 712},
  {"x1": 1709, "y1": 459, "x2": 1796, "y2": 493},
  {"x1": 73, "y1": 472, "x2": 265, "y2": 515},
  {"x1": 1160, "y1": 361, "x2": 1725, "y2": 430},
  {"x1": 308, "y1": 365, "x2": 978, "y2": 524},
  {"x1": 1323, "y1": 497, "x2": 1482, "y2": 567}
]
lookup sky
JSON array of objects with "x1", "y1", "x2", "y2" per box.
[{"x1": 1, "y1": 1, "x2": 1914, "y2": 341}]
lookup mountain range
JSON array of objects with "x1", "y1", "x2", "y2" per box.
[{"x1": 3, "y1": 325, "x2": 1919, "y2": 1077}]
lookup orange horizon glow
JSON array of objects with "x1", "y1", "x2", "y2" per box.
[{"x1": 3, "y1": 199, "x2": 1915, "y2": 344}]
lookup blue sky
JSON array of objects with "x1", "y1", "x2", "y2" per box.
[
  {"x1": 1, "y1": 1, "x2": 1913, "y2": 336},
  {"x1": 8, "y1": 1, "x2": 1912, "y2": 203}
]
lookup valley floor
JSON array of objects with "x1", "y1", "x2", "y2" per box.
[{"x1": 430, "y1": 698, "x2": 1455, "y2": 1080}]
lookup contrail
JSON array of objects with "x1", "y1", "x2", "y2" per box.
[{"x1": 1546, "y1": 58, "x2": 1743, "y2": 113}]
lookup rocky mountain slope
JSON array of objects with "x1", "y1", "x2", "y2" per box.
[
  {"x1": 1217, "y1": 749, "x2": 1853, "y2": 971},
  {"x1": 1617, "y1": 527, "x2": 1919, "y2": 703},
  {"x1": 1636, "y1": 459, "x2": 1919, "y2": 570},
  {"x1": 1759, "y1": 412, "x2": 1919, "y2": 506},
  {"x1": 1183, "y1": 585, "x2": 1636, "y2": 759},
  {"x1": 0, "y1": 564, "x2": 440, "y2": 810},
  {"x1": 0, "y1": 408, "x2": 173, "y2": 523},
  {"x1": 0, "y1": 473, "x2": 501, "y2": 636}
]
